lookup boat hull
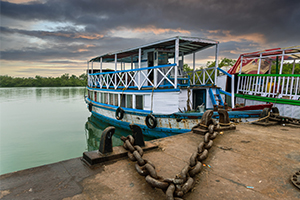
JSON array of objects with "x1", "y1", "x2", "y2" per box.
[
  {"x1": 232, "y1": 103, "x2": 273, "y2": 111},
  {"x1": 236, "y1": 97, "x2": 300, "y2": 119},
  {"x1": 86, "y1": 97, "x2": 263, "y2": 138}
]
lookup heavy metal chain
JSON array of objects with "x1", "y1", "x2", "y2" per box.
[{"x1": 121, "y1": 123, "x2": 219, "y2": 200}]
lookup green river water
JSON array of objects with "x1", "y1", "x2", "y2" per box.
[{"x1": 0, "y1": 87, "x2": 131, "y2": 175}]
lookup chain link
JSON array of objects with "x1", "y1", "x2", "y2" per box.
[{"x1": 121, "y1": 122, "x2": 220, "y2": 200}]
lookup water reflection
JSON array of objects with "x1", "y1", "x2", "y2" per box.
[
  {"x1": 0, "y1": 87, "x2": 89, "y2": 175},
  {"x1": 85, "y1": 115, "x2": 132, "y2": 151}
]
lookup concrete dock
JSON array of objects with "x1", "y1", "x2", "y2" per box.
[{"x1": 0, "y1": 123, "x2": 299, "y2": 200}]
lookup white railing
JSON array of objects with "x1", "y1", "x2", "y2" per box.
[
  {"x1": 187, "y1": 67, "x2": 216, "y2": 85},
  {"x1": 88, "y1": 64, "x2": 186, "y2": 89},
  {"x1": 237, "y1": 74, "x2": 300, "y2": 100}
]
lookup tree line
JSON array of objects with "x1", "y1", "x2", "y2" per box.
[
  {"x1": 0, "y1": 73, "x2": 87, "y2": 87},
  {"x1": 183, "y1": 57, "x2": 300, "y2": 75}
]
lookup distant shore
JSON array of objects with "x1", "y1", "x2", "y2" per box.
[{"x1": 0, "y1": 74, "x2": 87, "y2": 87}]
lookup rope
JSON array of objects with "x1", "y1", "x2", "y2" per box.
[
  {"x1": 186, "y1": 87, "x2": 192, "y2": 112},
  {"x1": 120, "y1": 87, "x2": 127, "y2": 106},
  {"x1": 243, "y1": 111, "x2": 270, "y2": 124}
]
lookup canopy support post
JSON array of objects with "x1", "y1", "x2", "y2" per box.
[{"x1": 174, "y1": 38, "x2": 179, "y2": 88}]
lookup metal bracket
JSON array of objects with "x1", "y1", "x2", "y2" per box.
[
  {"x1": 129, "y1": 124, "x2": 145, "y2": 147},
  {"x1": 218, "y1": 109, "x2": 230, "y2": 124},
  {"x1": 99, "y1": 126, "x2": 115, "y2": 154},
  {"x1": 200, "y1": 110, "x2": 214, "y2": 127}
]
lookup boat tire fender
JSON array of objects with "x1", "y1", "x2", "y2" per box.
[
  {"x1": 145, "y1": 114, "x2": 157, "y2": 129},
  {"x1": 116, "y1": 107, "x2": 125, "y2": 120},
  {"x1": 88, "y1": 103, "x2": 93, "y2": 112}
]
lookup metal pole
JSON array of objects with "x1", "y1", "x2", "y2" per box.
[
  {"x1": 277, "y1": 50, "x2": 285, "y2": 95},
  {"x1": 236, "y1": 56, "x2": 243, "y2": 95},
  {"x1": 175, "y1": 38, "x2": 179, "y2": 88},
  {"x1": 131, "y1": 55, "x2": 133, "y2": 70},
  {"x1": 91, "y1": 61, "x2": 94, "y2": 74},
  {"x1": 115, "y1": 54, "x2": 117, "y2": 89},
  {"x1": 87, "y1": 61, "x2": 89, "y2": 86},
  {"x1": 239, "y1": 56, "x2": 243, "y2": 74},
  {"x1": 292, "y1": 59, "x2": 296, "y2": 74},
  {"x1": 214, "y1": 43, "x2": 219, "y2": 85},
  {"x1": 257, "y1": 53, "x2": 262, "y2": 74},
  {"x1": 255, "y1": 53, "x2": 262, "y2": 94},
  {"x1": 138, "y1": 48, "x2": 141, "y2": 87},
  {"x1": 193, "y1": 52, "x2": 195, "y2": 85},
  {"x1": 115, "y1": 54, "x2": 117, "y2": 71},
  {"x1": 231, "y1": 76, "x2": 235, "y2": 108},
  {"x1": 279, "y1": 50, "x2": 284, "y2": 75},
  {"x1": 100, "y1": 57, "x2": 102, "y2": 73}
]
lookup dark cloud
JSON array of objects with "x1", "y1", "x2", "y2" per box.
[
  {"x1": 1, "y1": 0, "x2": 299, "y2": 41},
  {"x1": 0, "y1": 0, "x2": 299, "y2": 76}
]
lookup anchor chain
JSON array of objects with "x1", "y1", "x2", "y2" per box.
[{"x1": 121, "y1": 123, "x2": 219, "y2": 200}]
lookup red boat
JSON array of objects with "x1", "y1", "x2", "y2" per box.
[{"x1": 232, "y1": 103, "x2": 273, "y2": 111}]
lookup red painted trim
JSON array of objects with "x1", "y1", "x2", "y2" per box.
[{"x1": 232, "y1": 103, "x2": 273, "y2": 111}]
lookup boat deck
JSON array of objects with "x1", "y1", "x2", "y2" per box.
[{"x1": 0, "y1": 124, "x2": 299, "y2": 200}]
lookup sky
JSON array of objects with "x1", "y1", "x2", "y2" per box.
[{"x1": 1, "y1": 0, "x2": 299, "y2": 77}]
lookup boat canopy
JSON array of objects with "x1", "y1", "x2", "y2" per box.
[
  {"x1": 228, "y1": 46, "x2": 300, "y2": 74},
  {"x1": 89, "y1": 36, "x2": 218, "y2": 63}
]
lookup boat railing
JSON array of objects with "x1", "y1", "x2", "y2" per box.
[
  {"x1": 185, "y1": 67, "x2": 216, "y2": 86},
  {"x1": 88, "y1": 63, "x2": 190, "y2": 90},
  {"x1": 237, "y1": 74, "x2": 300, "y2": 100},
  {"x1": 184, "y1": 67, "x2": 235, "y2": 108}
]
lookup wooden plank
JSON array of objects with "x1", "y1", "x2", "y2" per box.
[{"x1": 83, "y1": 141, "x2": 158, "y2": 166}]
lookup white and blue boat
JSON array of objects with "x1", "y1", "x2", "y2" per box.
[{"x1": 85, "y1": 36, "x2": 261, "y2": 138}]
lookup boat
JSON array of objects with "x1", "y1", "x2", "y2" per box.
[
  {"x1": 227, "y1": 46, "x2": 300, "y2": 119},
  {"x1": 85, "y1": 36, "x2": 262, "y2": 138},
  {"x1": 232, "y1": 103, "x2": 273, "y2": 111}
]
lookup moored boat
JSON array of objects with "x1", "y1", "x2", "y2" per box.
[
  {"x1": 85, "y1": 36, "x2": 262, "y2": 138},
  {"x1": 227, "y1": 46, "x2": 300, "y2": 119}
]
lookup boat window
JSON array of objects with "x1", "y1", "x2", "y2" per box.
[
  {"x1": 94, "y1": 92, "x2": 97, "y2": 102},
  {"x1": 158, "y1": 52, "x2": 168, "y2": 65},
  {"x1": 114, "y1": 94, "x2": 118, "y2": 106},
  {"x1": 126, "y1": 94, "x2": 133, "y2": 108},
  {"x1": 136, "y1": 95, "x2": 143, "y2": 110},
  {"x1": 109, "y1": 93, "x2": 114, "y2": 105},
  {"x1": 102, "y1": 93, "x2": 108, "y2": 104},
  {"x1": 97, "y1": 92, "x2": 101, "y2": 102}
]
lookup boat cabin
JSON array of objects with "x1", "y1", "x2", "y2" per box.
[{"x1": 86, "y1": 36, "x2": 234, "y2": 115}]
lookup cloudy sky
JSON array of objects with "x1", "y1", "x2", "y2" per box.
[{"x1": 1, "y1": 0, "x2": 299, "y2": 77}]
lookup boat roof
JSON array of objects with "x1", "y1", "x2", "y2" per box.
[
  {"x1": 228, "y1": 45, "x2": 300, "y2": 74},
  {"x1": 89, "y1": 36, "x2": 218, "y2": 63},
  {"x1": 241, "y1": 45, "x2": 300, "y2": 59}
]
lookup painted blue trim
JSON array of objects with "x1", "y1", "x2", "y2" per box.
[
  {"x1": 91, "y1": 111, "x2": 190, "y2": 138},
  {"x1": 90, "y1": 63, "x2": 177, "y2": 75},
  {"x1": 219, "y1": 89, "x2": 231, "y2": 97},
  {"x1": 90, "y1": 109, "x2": 261, "y2": 139},
  {"x1": 87, "y1": 86, "x2": 180, "y2": 93},
  {"x1": 208, "y1": 88, "x2": 217, "y2": 105},
  {"x1": 87, "y1": 98, "x2": 151, "y2": 115},
  {"x1": 86, "y1": 98, "x2": 262, "y2": 120},
  {"x1": 190, "y1": 84, "x2": 213, "y2": 87},
  {"x1": 217, "y1": 67, "x2": 232, "y2": 78}
]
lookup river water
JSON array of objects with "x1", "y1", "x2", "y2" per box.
[{"x1": 0, "y1": 87, "x2": 132, "y2": 175}]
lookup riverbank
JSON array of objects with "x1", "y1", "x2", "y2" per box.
[{"x1": 0, "y1": 123, "x2": 299, "y2": 200}]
